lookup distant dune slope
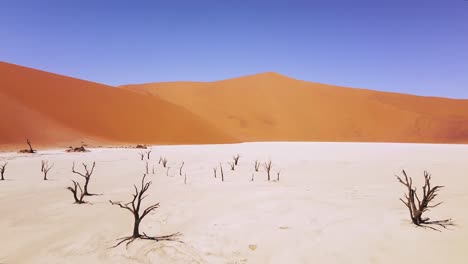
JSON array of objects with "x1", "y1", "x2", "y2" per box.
[
  {"x1": 122, "y1": 72, "x2": 468, "y2": 143},
  {"x1": 0, "y1": 62, "x2": 235, "y2": 148}
]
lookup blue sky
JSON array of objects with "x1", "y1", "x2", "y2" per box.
[{"x1": 1, "y1": 0, "x2": 467, "y2": 98}]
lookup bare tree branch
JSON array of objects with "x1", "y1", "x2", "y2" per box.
[
  {"x1": 396, "y1": 170, "x2": 454, "y2": 231},
  {"x1": 41, "y1": 160, "x2": 54, "y2": 180},
  {"x1": 72, "y1": 161, "x2": 96, "y2": 196},
  {"x1": 264, "y1": 161, "x2": 272, "y2": 181},
  {"x1": 0, "y1": 162, "x2": 7, "y2": 181},
  {"x1": 109, "y1": 174, "x2": 181, "y2": 248}
]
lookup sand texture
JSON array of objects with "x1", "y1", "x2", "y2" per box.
[{"x1": 1, "y1": 142, "x2": 467, "y2": 263}]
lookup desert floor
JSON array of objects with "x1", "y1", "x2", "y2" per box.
[{"x1": 1, "y1": 142, "x2": 467, "y2": 264}]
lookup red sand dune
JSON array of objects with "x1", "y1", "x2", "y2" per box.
[
  {"x1": 2, "y1": 61, "x2": 468, "y2": 149},
  {"x1": 0, "y1": 62, "x2": 234, "y2": 149},
  {"x1": 122, "y1": 72, "x2": 468, "y2": 144}
]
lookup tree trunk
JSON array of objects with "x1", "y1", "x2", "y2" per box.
[
  {"x1": 84, "y1": 178, "x2": 90, "y2": 195},
  {"x1": 133, "y1": 216, "x2": 141, "y2": 238}
]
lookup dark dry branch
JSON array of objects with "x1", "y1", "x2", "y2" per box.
[
  {"x1": 220, "y1": 163, "x2": 224, "y2": 182},
  {"x1": 254, "y1": 160, "x2": 260, "y2": 172},
  {"x1": 109, "y1": 174, "x2": 181, "y2": 248},
  {"x1": 41, "y1": 160, "x2": 54, "y2": 180},
  {"x1": 179, "y1": 161, "x2": 184, "y2": 176},
  {"x1": 396, "y1": 170, "x2": 454, "y2": 231},
  {"x1": 66, "y1": 143, "x2": 88, "y2": 152},
  {"x1": 264, "y1": 161, "x2": 272, "y2": 181},
  {"x1": 276, "y1": 170, "x2": 281, "y2": 181},
  {"x1": 233, "y1": 154, "x2": 240, "y2": 166},
  {"x1": 0, "y1": 162, "x2": 7, "y2": 181},
  {"x1": 72, "y1": 161, "x2": 96, "y2": 196},
  {"x1": 67, "y1": 180, "x2": 86, "y2": 204},
  {"x1": 228, "y1": 162, "x2": 235, "y2": 171},
  {"x1": 19, "y1": 139, "x2": 36, "y2": 153},
  {"x1": 161, "y1": 157, "x2": 168, "y2": 168}
]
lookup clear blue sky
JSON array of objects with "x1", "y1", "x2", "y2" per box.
[{"x1": 1, "y1": 0, "x2": 467, "y2": 98}]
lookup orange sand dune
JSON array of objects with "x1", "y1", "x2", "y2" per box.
[
  {"x1": 123, "y1": 72, "x2": 468, "y2": 143},
  {"x1": 0, "y1": 62, "x2": 235, "y2": 149}
]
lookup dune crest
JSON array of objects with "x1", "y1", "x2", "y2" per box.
[
  {"x1": 0, "y1": 62, "x2": 234, "y2": 149},
  {"x1": 123, "y1": 72, "x2": 468, "y2": 143}
]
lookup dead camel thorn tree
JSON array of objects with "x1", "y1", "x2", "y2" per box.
[
  {"x1": 161, "y1": 157, "x2": 168, "y2": 168},
  {"x1": 264, "y1": 161, "x2": 272, "y2": 181},
  {"x1": 19, "y1": 139, "x2": 36, "y2": 153},
  {"x1": 41, "y1": 160, "x2": 54, "y2": 180},
  {"x1": 220, "y1": 163, "x2": 224, "y2": 182},
  {"x1": 213, "y1": 167, "x2": 217, "y2": 178},
  {"x1": 147, "y1": 150, "x2": 152, "y2": 160},
  {"x1": 228, "y1": 161, "x2": 235, "y2": 171},
  {"x1": 109, "y1": 174, "x2": 181, "y2": 248},
  {"x1": 66, "y1": 142, "x2": 88, "y2": 152},
  {"x1": 254, "y1": 160, "x2": 260, "y2": 172},
  {"x1": 0, "y1": 162, "x2": 7, "y2": 181},
  {"x1": 179, "y1": 161, "x2": 184, "y2": 176},
  {"x1": 145, "y1": 162, "x2": 149, "y2": 174},
  {"x1": 276, "y1": 170, "x2": 281, "y2": 181},
  {"x1": 72, "y1": 161, "x2": 96, "y2": 196},
  {"x1": 396, "y1": 170, "x2": 454, "y2": 231},
  {"x1": 233, "y1": 154, "x2": 240, "y2": 166},
  {"x1": 67, "y1": 180, "x2": 86, "y2": 204},
  {"x1": 139, "y1": 152, "x2": 145, "y2": 161}
]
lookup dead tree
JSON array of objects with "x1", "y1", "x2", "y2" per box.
[
  {"x1": 276, "y1": 170, "x2": 281, "y2": 181},
  {"x1": 139, "y1": 152, "x2": 145, "y2": 161},
  {"x1": 161, "y1": 157, "x2": 168, "y2": 168},
  {"x1": 41, "y1": 160, "x2": 54, "y2": 180},
  {"x1": 109, "y1": 174, "x2": 181, "y2": 247},
  {"x1": 264, "y1": 161, "x2": 272, "y2": 181},
  {"x1": 396, "y1": 170, "x2": 454, "y2": 231},
  {"x1": 213, "y1": 167, "x2": 217, "y2": 178},
  {"x1": 166, "y1": 166, "x2": 170, "y2": 177},
  {"x1": 179, "y1": 161, "x2": 184, "y2": 176},
  {"x1": 254, "y1": 160, "x2": 260, "y2": 172},
  {"x1": 19, "y1": 139, "x2": 36, "y2": 153},
  {"x1": 152, "y1": 164, "x2": 155, "y2": 174},
  {"x1": 67, "y1": 180, "x2": 86, "y2": 204},
  {"x1": 184, "y1": 173, "x2": 187, "y2": 185},
  {"x1": 159, "y1": 156, "x2": 163, "y2": 164},
  {"x1": 147, "y1": 150, "x2": 152, "y2": 160},
  {"x1": 220, "y1": 163, "x2": 224, "y2": 182},
  {"x1": 228, "y1": 161, "x2": 235, "y2": 171},
  {"x1": 72, "y1": 161, "x2": 96, "y2": 196},
  {"x1": 251, "y1": 173, "x2": 254, "y2": 182},
  {"x1": 233, "y1": 154, "x2": 240, "y2": 166},
  {"x1": 66, "y1": 142, "x2": 87, "y2": 152},
  {"x1": 0, "y1": 162, "x2": 7, "y2": 181},
  {"x1": 145, "y1": 162, "x2": 149, "y2": 174}
]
